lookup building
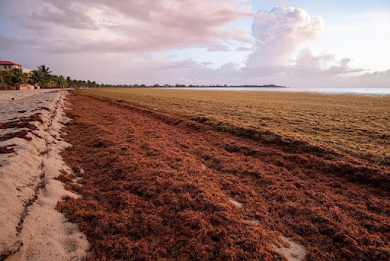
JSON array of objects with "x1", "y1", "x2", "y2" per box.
[
  {"x1": 18, "y1": 84, "x2": 35, "y2": 90},
  {"x1": 22, "y1": 68, "x2": 33, "y2": 76},
  {"x1": 0, "y1": 61, "x2": 22, "y2": 71}
]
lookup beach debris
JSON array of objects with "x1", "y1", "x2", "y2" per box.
[
  {"x1": 242, "y1": 219, "x2": 259, "y2": 225},
  {"x1": 229, "y1": 198, "x2": 243, "y2": 208}
]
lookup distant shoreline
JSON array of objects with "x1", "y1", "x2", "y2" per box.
[
  {"x1": 109, "y1": 84, "x2": 288, "y2": 88},
  {"x1": 159, "y1": 85, "x2": 288, "y2": 89},
  {"x1": 154, "y1": 86, "x2": 390, "y2": 96}
]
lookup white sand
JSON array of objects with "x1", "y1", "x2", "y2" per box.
[
  {"x1": 273, "y1": 235, "x2": 306, "y2": 261},
  {"x1": 0, "y1": 90, "x2": 89, "y2": 260}
]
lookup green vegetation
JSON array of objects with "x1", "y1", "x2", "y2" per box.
[
  {"x1": 0, "y1": 62, "x2": 285, "y2": 90},
  {"x1": 86, "y1": 88, "x2": 390, "y2": 165},
  {"x1": 30, "y1": 64, "x2": 101, "y2": 89},
  {"x1": 0, "y1": 64, "x2": 103, "y2": 90},
  {"x1": 0, "y1": 68, "x2": 28, "y2": 89}
]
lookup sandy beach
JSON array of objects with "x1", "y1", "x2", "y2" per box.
[{"x1": 0, "y1": 90, "x2": 88, "y2": 260}]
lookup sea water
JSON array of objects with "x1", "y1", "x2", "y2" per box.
[{"x1": 164, "y1": 87, "x2": 390, "y2": 95}]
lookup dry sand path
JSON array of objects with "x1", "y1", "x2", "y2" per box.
[
  {"x1": 0, "y1": 90, "x2": 89, "y2": 260},
  {"x1": 57, "y1": 92, "x2": 389, "y2": 260}
]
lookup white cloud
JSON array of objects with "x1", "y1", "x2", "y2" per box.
[
  {"x1": 247, "y1": 6, "x2": 325, "y2": 67},
  {"x1": 206, "y1": 44, "x2": 232, "y2": 52},
  {"x1": 293, "y1": 48, "x2": 364, "y2": 76},
  {"x1": 295, "y1": 48, "x2": 335, "y2": 69}
]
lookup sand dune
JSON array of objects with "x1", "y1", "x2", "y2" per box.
[{"x1": 0, "y1": 90, "x2": 89, "y2": 260}]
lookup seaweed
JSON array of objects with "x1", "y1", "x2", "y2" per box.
[
  {"x1": 0, "y1": 113, "x2": 43, "y2": 131},
  {"x1": 57, "y1": 92, "x2": 390, "y2": 260},
  {"x1": 0, "y1": 130, "x2": 32, "y2": 142},
  {"x1": 0, "y1": 144, "x2": 16, "y2": 154}
]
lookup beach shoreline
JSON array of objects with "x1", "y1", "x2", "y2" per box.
[{"x1": 0, "y1": 90, "x2": 89, "y2": 260}]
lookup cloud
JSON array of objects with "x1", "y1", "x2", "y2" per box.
[
  {"x1": 222, "y1": 27, "x2": 253, "y2": 43},
  {"x1": 295, "y1": 48, "x2": 335, "y2": 68},
  {"x1": 233, "y1": 6, "x2": 375, "y2": 87},
  {"x1": 360, "y1": 69, "x2": 390, "y2": 80},
  {"x1": 293, "y1": 48, "x2": 364, "y2": 76},
  {"x1": 9, "y1": 0, "x2": 251, "y2": 54},
  {"x1": 1, "y1": 2, "x2": 388, "y2": 88},
  {"x1": 202, "y1": 62, "x2": 213, "y2": 67},
  {"x1": 247, "y1": 6, "x2": 324, "y2": 67},
  {"x1": 334, "y1": 69, "x2": 390, "y2": 88},
  {"x1": 0, "y1": 35, "x2": 36, "y2": 51},
  {"x1": 25, "y1": 1, "x2": 98, "y2": 30},
  {"x1": 236, "y1": 46, "x2": 253, "y2": 52},
  {"x1": 264, "y1": 0, "x2": 286, "y2": 4},
  {"x1": 207, "y1": 44, "x2": 231, "y2": 52}
]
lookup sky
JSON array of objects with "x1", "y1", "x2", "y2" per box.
[{"x1": 0, "y1": 0, "x2": 389, "y2": 87}]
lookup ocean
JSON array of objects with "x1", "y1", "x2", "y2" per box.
[{"x1": 164, "y1": 87, "x2": 390, "y2": 95}]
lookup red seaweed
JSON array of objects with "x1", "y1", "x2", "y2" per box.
[{"x1": 57, "y1": 92, "x2": 390, "y2": 261}]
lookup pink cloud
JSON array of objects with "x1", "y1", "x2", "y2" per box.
[
  {"x1": 12, "y1": 0, "x2": 251, "y2": 53},
  {"x1": 220, "y1": 27, "x2": 252, "y2": 43}
]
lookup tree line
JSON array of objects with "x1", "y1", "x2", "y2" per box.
[
  {"x1": 114, "y1": 84, "x2": 286, "y2": 88},
  {"x1": 1, "y1": 64, "x2": 285, "y2": 90},
  {"x1": 0, "y1": 65, "x2": 105, "y2": 90}
]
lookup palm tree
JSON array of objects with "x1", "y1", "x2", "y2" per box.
[
  {"x1": 2, "y1": 69, "x2": 26, "y2": 88},
  {"x1": 66, "y1": 76, "x2": 72, "y2": 88},
  {"x1": 30, "y1": 70, "x2": 41, "y2": 87},
  {"x1": 54, "y1": 75, "x2": 65, "y2": 88},
  {"x1": 37, "y1": 65, "x2": 51, "y2": 76},
  {"x1": 37, "y1": 65, "x2": 51, "y2": 88}
]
